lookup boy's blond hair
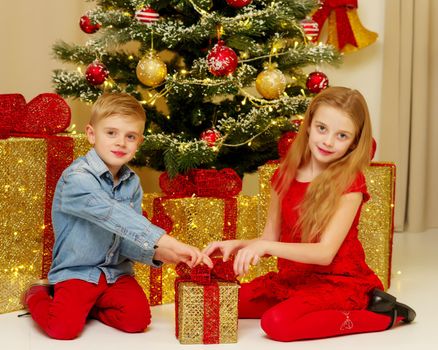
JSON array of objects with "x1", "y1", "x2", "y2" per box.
[{"x1": 90, "y1": 93, "x2": 146, "y2": 125}]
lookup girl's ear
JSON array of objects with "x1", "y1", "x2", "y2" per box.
[{"x1": 85, "y1": 124, "x2": 96, "y2": 145}]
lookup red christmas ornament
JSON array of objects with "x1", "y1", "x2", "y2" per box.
[
  {"x1": 207, "y1": 40, "x2": 238, "y2": 77},
  {"x1": 291, "y1": 118, "x2": 303, "y2": 131},
  {"x1": 85, "y1": 61, "x2": 109, "y2": 86},
  {"x1": 300, "y1": 17, "x2": 319, "y2": 40},
  {"x1": 200, "y1": 128, "x2": 221, "y2": 146},
  {"x1": 226, "y1": 0, "x2": 252, "y2": 8},
  {"x1": 278, "y1": 131, "x2": 297, "y2": 158},
  {"x1": 134, "y1": 6, "x2": 159, "y2": 25},
  {"x1": 306, "y1": 71, "x2": 329, "y2": 93},
  {"x1": 79, "y1": 15, "x2": 101, "y2": 34}
]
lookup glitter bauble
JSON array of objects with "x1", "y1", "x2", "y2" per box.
[
  {"x1": 255, "y1": 68, "x2": 287, "y2": 99},
  {"x1": 207, "y1": 40, "x2": 238, "y2": 77},
  {"x1": 134, "y1": 6, "x2": 159, "y2": 25},
  {"x1": 79, "y1": 15, "x2": 100, "y2": 34},
  {"x1": 306, "y1": 71, "x2": 329, "y2": 93},
  {"x1": 200, "y1": 128, "x2": 221, "y2": 146},
  {"x1": 136, "y1": 54, "x2": 167, "y2": 87},
  {"x1": 85, "y1": 61, "x2": 109, "y2": 85},
  {"x1": 226, "y1": 0, "x2": 252, "y2": 8}
]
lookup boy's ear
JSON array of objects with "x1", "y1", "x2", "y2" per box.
[{"x1": 85, "y1": 124, "x2": 96, "y2": 145}]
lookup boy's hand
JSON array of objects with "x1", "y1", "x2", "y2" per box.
[
  {"x1": 153, "y1": 247, "x2": 181, "y2": 265},
  {"x1": 155, "y1": 235, "x2": 213, "y2": 268}
]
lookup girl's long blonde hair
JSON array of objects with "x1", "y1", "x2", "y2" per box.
[{"x1": 273, "y1": 87, "x2": 373, "y2": 243}]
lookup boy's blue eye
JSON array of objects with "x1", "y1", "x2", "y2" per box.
[{"x1": 127, "y1": 135, "x2": 137, "y2": 141}]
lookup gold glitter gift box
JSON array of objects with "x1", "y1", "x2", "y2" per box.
[
  {"x1": 176, "y1": 281, "x2": 239, "y2": 344},
  {"x1": 175, "y1": 261, "x2": 239, "y2": 344},
  {"x1": 0, "y1": 134, "x2": 90, "y2": 314}
]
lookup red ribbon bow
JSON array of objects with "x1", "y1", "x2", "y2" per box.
[
  {"x1": 312, "y1": 0, "x2": 358, "y2": 49},
  {"x1": 175, "y1": 258, "x2": 237, "y2": 285},
  {"x1": 0, "y1": 93, "x2": 71, "y2": 139},
  {"x1": 159, "y1": 168, "x2": 242, "y2": 198}
]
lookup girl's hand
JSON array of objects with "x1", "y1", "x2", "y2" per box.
[
  {"x1": 233, "y1": 240, "x2": 267, "y2": 277},
  {"x1": 178, "y1": 243, "x2": 213, "y2": 269},
  {"x1": 203, "y1": 240, "x2": 244, "y2": 262}
]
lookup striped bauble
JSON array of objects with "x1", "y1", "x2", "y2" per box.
[{"x1": 134, "y1": 7, "x2": 159, "y2": 25}]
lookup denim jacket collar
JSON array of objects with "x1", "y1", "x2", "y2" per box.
[{"x1": 85, "y1": 148, "x2": 134, "y2": 183}]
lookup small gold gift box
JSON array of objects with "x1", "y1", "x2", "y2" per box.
[{"x1": 176, "y1": 281, "x2": 239, "y2": 344}]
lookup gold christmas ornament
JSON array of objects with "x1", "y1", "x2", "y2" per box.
[
  {"x1": 255, "y1": 66, "x2": 286, "y2": 100},
  {"x1": 136, "y1": 53, "x2": 167, "y2": 87}
]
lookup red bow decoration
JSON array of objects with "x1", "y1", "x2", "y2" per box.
[
  {"x1": 175, "y1": 258, "x2": 237, "y2": 285},
  {"x1": 0, "y1": 93, "x2": 71, "y2": 139},
  {"x1": 159, "y1": 168, "x2": 242, "y2": 198},
  {"x1": 312, "y1": 0, "x2": 358, "y2": 50},
  {"x1": 312, "y1": 0, "x2": 378, "y2": 53}
]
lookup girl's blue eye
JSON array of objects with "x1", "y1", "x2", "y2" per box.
[
  {"x1": 127, "y1": 135, "x2": 137, "y2": 141},
  {"x1": 338, "y1": 133, "x2": 348, "y2": 140},
  {"x1": 317, "y1": 125, "x2": 326, "y2": 132}
]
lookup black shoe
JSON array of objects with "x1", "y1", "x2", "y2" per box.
[{"x1": 368, "y1": 289, "x2": 416, "y2": 327}]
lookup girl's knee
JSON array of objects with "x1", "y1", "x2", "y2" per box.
[
  {"x1": 261, "y1": 309, "x2": 282, "y2": 340},
  {"x1": 261, "y1": 307, "x2": 298, "y2": 342}
]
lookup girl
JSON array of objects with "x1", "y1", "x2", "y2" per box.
[{"x1": 204, "y1": 87, "x2": 416, "y2": 341}]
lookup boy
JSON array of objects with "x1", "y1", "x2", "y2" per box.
[{"x1": 23, "y1": 93, "x2": 212, "y2": 339}]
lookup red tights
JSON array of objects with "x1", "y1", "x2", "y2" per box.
[
  {"x1": 27, "y1": 274, "x2": 150, "y2": 340},
  {"x1": 238, "y1": 284, "x2": 395, "y2": 342}
]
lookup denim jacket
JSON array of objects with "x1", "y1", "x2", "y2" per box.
[{"x1": 48, "y1": 148, "x2": 166, "y2": 285}]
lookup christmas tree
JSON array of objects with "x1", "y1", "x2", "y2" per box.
[{"x1": 53, "y1": 0, "x2": 341, "y2": 177}]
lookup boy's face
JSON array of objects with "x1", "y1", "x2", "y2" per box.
[{"x1": 85, "y1": 114, "x2": 144, "y2": 178}]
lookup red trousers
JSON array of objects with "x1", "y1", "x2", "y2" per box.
[
  {"x1": 27, "y1": 274, "x2": 150, "y2": 340},
  {"x1": 238, "y1": 283, "x2": 395, "y2": 342}
]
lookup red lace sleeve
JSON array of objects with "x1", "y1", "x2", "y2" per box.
[{"x1": 345, "y1": 172, "x2": 370, "y2": 203}]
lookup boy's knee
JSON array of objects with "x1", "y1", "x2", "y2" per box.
[
  {"x1": 47, "y1": 321, "x2": 84, "y2": 340},
  {"x1": 118, "y1": 300, "x2": 151, "y2": 333},
  {"x1": 118, "y1": 311, "x2": 151, "y2": 333}
]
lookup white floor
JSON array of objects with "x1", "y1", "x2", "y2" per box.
[{"x1": 1, "y1": 230, "x2": 437, "y2": 350}]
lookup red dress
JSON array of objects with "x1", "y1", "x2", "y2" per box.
[{"x1": 240, "y1": 172, "x2": 383, "y2": 312}]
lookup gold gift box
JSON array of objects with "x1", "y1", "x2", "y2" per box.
[
  {"x1": 0, "y1": 135, "x2": 90, "y2": 314},
  {"x1": 176, "y1": 281, "x2": 238, "y2": 344}
]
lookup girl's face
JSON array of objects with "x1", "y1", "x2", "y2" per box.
[{"x1": 308, "y1": 104, "x2": 356, "y2": 168}]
